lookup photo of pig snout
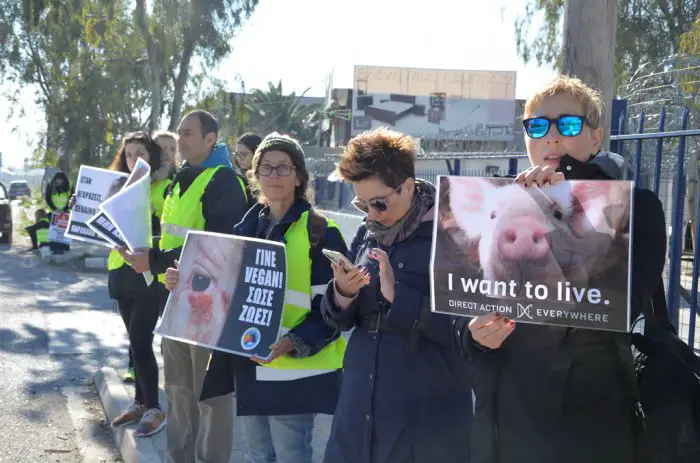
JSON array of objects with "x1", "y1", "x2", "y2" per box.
[
  {"x1": 436, "y1": 176, "x2": 631, "y2": 300},
  {"x1": 497, "y1": 215, "x2": 552, "y2": 262}
]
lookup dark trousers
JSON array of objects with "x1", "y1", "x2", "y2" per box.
[
  {"x1": 25, "y1": 222, "x2": 46, "y2": 249},
  {"x1": 117, "y1": 283, "x2": 161, "y2": 409}
]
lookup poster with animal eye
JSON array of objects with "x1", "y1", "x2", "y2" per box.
[
  {"x1": 154, "y1": 231, "x2": 287, "y2": 359},
  {"x1": 430, "y1": 176, "x2": 634, "y2": 332}
]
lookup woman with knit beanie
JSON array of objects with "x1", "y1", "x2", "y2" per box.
[{"x1": 165, "y1": 132, "x2": 349, "y2": 463}]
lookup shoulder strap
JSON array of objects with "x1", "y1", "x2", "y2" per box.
[
  {"x1": 650, "y1": 279, "x2": 674, "y2": 332},
  {"x1": 307, "y1": 208, "x2": 328, "y2": 257}
]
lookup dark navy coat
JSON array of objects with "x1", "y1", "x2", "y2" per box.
[
  {"x1": 322, "y1": 217, "x2": 473, "y2": 463},
  {"x1": 200, "y1": 198, "x2": 348, "y2": 416}
]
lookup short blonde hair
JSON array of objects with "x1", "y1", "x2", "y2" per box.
[{"x1": 524, "y1": 75, "x2": 604, "y2": 129}]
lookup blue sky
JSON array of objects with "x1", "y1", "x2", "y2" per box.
[{"x1": 0, "y1": 0, "x2": 556, "y2": 168}]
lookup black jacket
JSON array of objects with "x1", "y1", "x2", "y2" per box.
[
  {"x1": 322, "y1": 217, "x2": 473, "y2": 463},
  {"x1": 44, "y1": 172, "x2": 74, "y2": 212},
  {"x1": 456, "y1": 152, "x2": 667, "y2": 463},
  {"x1": 108, "y1": 163, "x2": 175, "y2": 300},
  {"x1": 148, "y1": 164, "x2": 251, "y2": 275}
]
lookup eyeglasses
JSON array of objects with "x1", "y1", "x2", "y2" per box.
[
  {"x1": 352, "y1": 184, "x2": 403, "y2": 213},
  {"x1": 235, "y1": 150, "x2": 252, "y2": 159},
  {"x1": 258, "y1": 164, "x2": 295, "y2": 177},
  {"x1": 523, "y1": 115, "x2": 587, "y2": 139}
]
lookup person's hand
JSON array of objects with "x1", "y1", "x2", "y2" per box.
[
  {"x1": 333, "y1": 263, "x2": 370, "y2": 299},
  {"x1": 68, "y1": 194, "x2": 77, "y2": 209},
  {"x1": 252, "y1": 336, "x2": 294, "y2": 364},
  {"x1": 468, "y1": 313, "x2": 515, "y2": 349},
  {"x1": 164, "y1": 260, "x2": 179, "y2": 291},
  {"x1": 368, "y1": 248, "x2": 395, "y2": 303},
  {"x1": 515, "y1": 165, "x2": 565, "y2": 188},
  {"x1": 120, "y1": 247, "x2": 151, "y2": 273}
]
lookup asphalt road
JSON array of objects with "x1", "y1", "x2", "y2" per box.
[{"x1": 0, "y1": 201, "x2": 122, "y2": 462}]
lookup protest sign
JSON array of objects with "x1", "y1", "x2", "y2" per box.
[
  {"x1": 86, "y1": 212, "x2": 126, "y2": 248},
  {"x1": 155, "y1": 231, "x2": 287, "y2": 359},
  {"x1": 48, "y1": 212, "x2": 72, "y2": 245},
  {"x1": 430, "y1": 176, "x2": 634, "y2": 332},
  {"x1": 65, "y1": 166, "x2": 128, "y2": 246},
  {"x1": 98, "y1": 157, "x2": 152, "y2": 252}
]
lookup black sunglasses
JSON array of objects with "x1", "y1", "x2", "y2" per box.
[
  {"x1": 352, "y1": 184, "x2": 403, "y2": 213},
  {"x1": 523, "y1": 115, "x2": 587, "y2": 139}
]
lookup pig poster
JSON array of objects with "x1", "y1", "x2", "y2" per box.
[
  {"x1": 155, "y1": 231, "x2": 287, "y2": 359},
  {"x1": 430, "y1": 176, "x2": 634, "y2": 332}
]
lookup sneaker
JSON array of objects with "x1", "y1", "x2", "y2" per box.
[
  {"x1": 122, "y1": 368, "x2": 136, "y2": 383},
  {"x1": 135, "y1": 408, "x2": 167, "y2": 438},
  {"x1": 111, "y1": 402, "x2": 145, "y2": 427}
]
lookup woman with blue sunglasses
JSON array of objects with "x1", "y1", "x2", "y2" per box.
[{"x1": 456, "y1": 76, "x2": 667, "y2": 463}]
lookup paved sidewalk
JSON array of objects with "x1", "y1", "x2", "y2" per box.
[{"x1": 96, "y1": 362, "x2": 333, "y2": 462}]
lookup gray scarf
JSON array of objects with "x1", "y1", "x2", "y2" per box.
[{"x1": 365, "y1": 179, "x2": 436, "y2": 246}]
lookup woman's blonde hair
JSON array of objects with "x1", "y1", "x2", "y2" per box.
[{"x1": 524, "y1": 75, "x2": 604, "y2": 129}]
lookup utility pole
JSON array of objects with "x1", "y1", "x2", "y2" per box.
[{"x1": 561, "y1": 0, "x2": 617, "y2": 150}]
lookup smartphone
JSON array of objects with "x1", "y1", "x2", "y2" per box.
[{"x1": 322, "y1": 249, "x2": 355, "y2": 272}]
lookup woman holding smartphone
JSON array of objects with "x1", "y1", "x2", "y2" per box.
[
  {"x1": 165, "y1": 133, "x2": 349, "y2": 463},
  {"x1": 321, "y1": 127, "x2": 473, "y2": 463}
]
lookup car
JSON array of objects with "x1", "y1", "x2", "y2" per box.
[
  {"x1": 0, "y1": 182, "x2": 12, "y2": 244},
  {"x1": 8, "y1": 180, "x2": 31, "y2": 200}
]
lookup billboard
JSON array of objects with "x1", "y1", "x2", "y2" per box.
[{"x1": 351, "y1": 66, "x2": 517, "y2": 140}]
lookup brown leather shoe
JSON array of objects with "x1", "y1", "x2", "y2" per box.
[
  {"x1": 135, "y1": 408, "x2": 166, "y2": 438},
  {"x1": 111, "y1": 402, "x2": 145, "y2": 427}
]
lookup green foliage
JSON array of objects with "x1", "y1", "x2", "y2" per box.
[
  {"x1": 514, "y1": 0, "x2": 700, "y2": 93},
  {"x1": 0, "y1": 0, "x2": 152, "y2": 173},
  {"x1": 679, "y1": 15, "x2": 700, "y2": 112},
  {"x1": 245, "y1": 80, "x2": 322, "y2": 144},
  {"x1": 514, "y1": 0, "x2": 564, "y2": 68},
  {"x1": 0, "y1": 0, "x2": 260, "y2": 173}
]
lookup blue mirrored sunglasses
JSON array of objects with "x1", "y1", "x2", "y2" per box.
[{"x1": 523, "y1": 115, "x2": 586, "y2": 139}]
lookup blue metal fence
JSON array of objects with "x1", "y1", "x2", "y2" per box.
[
  {"x1": 612, "y1": 107, "x2": 700, "y2": 350},
  {"x1": 311, "y1": 108, "x2": 700, "y2": 349}
]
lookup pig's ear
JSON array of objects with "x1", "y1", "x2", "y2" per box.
[
  {"x1": 447, "y1": 177, "x2": 494, "y2": 240},
  {"x1": 569, "y1": 181, "x2": 616, "y2": 238}
]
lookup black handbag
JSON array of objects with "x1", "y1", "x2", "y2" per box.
[{"x1": 630, "y1": 281, "x2": 700, "y2": 463}]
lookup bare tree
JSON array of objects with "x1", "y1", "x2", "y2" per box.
[{"x1": 561, "y1": 0, "x2": 618, "y2": 149}]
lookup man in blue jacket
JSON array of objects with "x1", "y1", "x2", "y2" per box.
[{"x1": 124, "y1": 110, "x2": 252, "y2": 461}]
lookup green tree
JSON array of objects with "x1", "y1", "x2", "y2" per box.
[
  {"x1": 133, "y1": 0, "x2": 259, "y2": 131},
  {"x1": 0, "y1": 0, "x2": 152, "y2": 172},
  {"x1": 246, "y1": 81, "x2": 322, "y2": 144},
  {"x1": 0, "y1": 0, "x2": 260, "y2": 173},
  {"x1": 679, "y1": 15, "x2": 700, "y2": 110},
  {"x1": 514, "y1": 0, "x2": 700, "y2": 93}
]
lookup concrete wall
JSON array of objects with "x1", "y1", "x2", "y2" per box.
[{"x1": 319, "y1": 210, "x2": 364, "y2": 245}]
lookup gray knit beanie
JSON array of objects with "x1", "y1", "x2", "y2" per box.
[{"x1": 255, "y1": 132, "x2": 307, "y2": 173}]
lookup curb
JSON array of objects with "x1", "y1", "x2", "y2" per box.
[{"x1": 95, "y1": 367, "x2": 165, "y2": 463}]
